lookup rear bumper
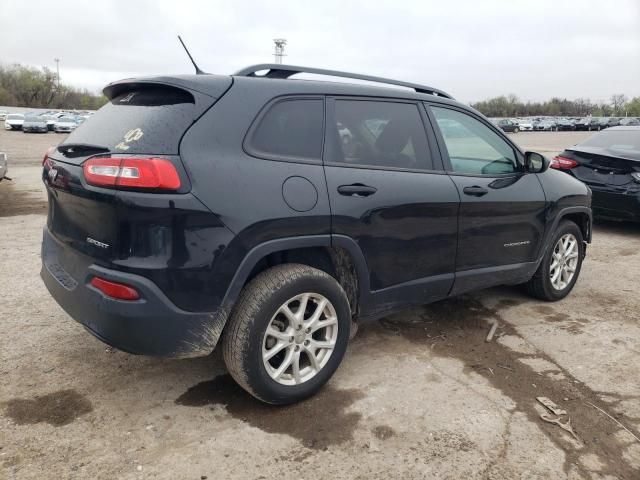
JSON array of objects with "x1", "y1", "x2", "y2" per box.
[{"x1": 41, "y1": 227, "x2": 223, "y2": 357}]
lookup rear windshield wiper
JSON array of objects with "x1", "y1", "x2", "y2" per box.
[{"x1": 58, "y1": 143, "x2": 110, "y2": 157}]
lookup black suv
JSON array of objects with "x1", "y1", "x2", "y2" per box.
[{"x1": 41, "y1": 64, "x2": 592, "y2": 404}]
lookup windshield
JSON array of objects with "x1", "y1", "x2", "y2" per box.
[
  {"x1": 59, "y1": 116, "x2": 76, "y2": 122},
  {"x1": 7, "y1": 114, "x2": 23, "y2": 120}
]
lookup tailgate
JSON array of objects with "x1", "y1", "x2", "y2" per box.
[{"x1": 43, "y1": 78, "x2": 230, "y2": 263}]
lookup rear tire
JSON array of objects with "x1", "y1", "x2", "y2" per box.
[
  {"x1": 525, "y1": 220, "x2": 584, "y2": 301},
  {"x1": 222, "y1": 264, "x2": 351, "y2": 405}
]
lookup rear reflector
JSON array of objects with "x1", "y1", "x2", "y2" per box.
[
  {"x1": 551, "y1": 155, "x2": 578, "y2": 170},
  {"x1": 83, "y1": 157, "x2": 181, "y2": 190},
  {"x1": 90, "y1": 277, "x2": 140, "y2": 300}
]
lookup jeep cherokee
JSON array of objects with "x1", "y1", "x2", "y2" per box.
[{"x1": 41, "y1": 64, "x2": 592, "y2": 404}]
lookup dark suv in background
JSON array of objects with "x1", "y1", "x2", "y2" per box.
[{"x1": 41, "y1": 64, "x2": 592, "y2": 404}]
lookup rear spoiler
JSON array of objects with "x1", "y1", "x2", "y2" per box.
[{"x1": 103, "y1": 75, "x2": 232, "y2": 102}]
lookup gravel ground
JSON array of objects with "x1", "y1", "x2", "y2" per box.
[{"x1": 1, "y1": 128, "x2": 639, "y2": 479}]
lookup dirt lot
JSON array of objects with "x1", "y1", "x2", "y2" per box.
[{"x1": 1, "y1": 129, "x2": 639, "y2": 479}]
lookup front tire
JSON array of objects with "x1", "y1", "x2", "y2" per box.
[
  {"x1": 222, "y1": 264, "x2": 351, "y2": 405},
  {"x1": 525, "y1": 220, "x2": 584, "y2": 301}
]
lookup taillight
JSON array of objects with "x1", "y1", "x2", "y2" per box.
[
  {"x1": 83, "y1": 157, "x2": 181, "y2": 190},
  {"x1": 43, "y1": 146, "x2": 55, "y2": 166},
  {"x1": 90, "y1": 277, "x2": 140, "y2": 300},
  {"x1": 551, "y1": 155, "x2": 578, "y2": 170}
]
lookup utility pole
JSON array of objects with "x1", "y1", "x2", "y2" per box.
[
  {"x1": 54, "y1": 58, "x2": 60, "y2": 89},
  {"x1": 273, "y1": 39, "x2": 287, "y2": 64}
]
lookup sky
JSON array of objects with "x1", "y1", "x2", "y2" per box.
[{"x1": 1, "y1": 0, "x2": 639, "y2": 103}]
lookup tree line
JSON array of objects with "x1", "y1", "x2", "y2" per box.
[
  {"x1": 3, "y1": 62, "x2": 639, "y2": 118},
  {"x1": 0, "y1": 64, "x2": 108, "y2": 111},
  {"x1": 471, "y1": 94, "x2": 640, "y2": 118}
]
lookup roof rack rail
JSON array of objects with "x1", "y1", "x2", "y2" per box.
[{"x1": 233, "y1": 64, "x2": 454, "y2": 100}]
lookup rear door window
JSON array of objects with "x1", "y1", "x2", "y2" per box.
[
  {"x1": 61, "y1": 86, "x2": 197, "y2": 155},
  {"x1": 246, "y1": 98, "x2": 324, "y2": 161},
  {"x1": 327, "y1": 100, "x2": 433, "y2": 170}
]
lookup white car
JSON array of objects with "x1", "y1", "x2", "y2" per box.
[
  {"x1": 0, "y1": 111, "x2": 8, "y2": 121},
  {"x1": 4, "y1": 113, "x2": 25, "y2": 130},
  {"x1": 516, "y1": 119, "x2": 534, "y2": 131},
  {"x1": 54, "y1": 116, "x2": 78, "y2": 133}
]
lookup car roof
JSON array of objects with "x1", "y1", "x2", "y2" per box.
[
  {"x1": 106, "y1": 70, "x2": 470, "y2": 113},
  {"x1": 235, "y1": 75, "x2": 461, "y2": 105}
]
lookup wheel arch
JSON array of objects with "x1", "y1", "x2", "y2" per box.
[
  {"x1": 220, "y1": 235, "x2": 371, "y2": 324},
  {"x1": 541, "y1": 206, "x2": 592, "y2": 259},
  {"x1": 561, "y1": 211, "x2": 592, "y2": 244}
]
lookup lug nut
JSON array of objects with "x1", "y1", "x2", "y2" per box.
[
  {"x1": 294, "y1": 345, "x2": 300, "y2": 351},
  {"x1": 305, "y1": 328, "x2": 310, "y2": 333},
  {"x1": 289, "y1": 336, "x2": 294, "y2": 343},
  {"x1": 304, "y1": 340, "x2": 310, "y2": 346},
  {"x1": 296, "y1": 325, "x2": 302, "y2": 330}
]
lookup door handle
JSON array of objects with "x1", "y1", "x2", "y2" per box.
[
  {"x1": 463, "y1": 185, "x2": 489, "y2": 197},
  {"x1": 337, "y1": 184, "x2": 377, "y2": 197}
]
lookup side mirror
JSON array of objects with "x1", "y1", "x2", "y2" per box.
[{"x1": 525, "y1": 151, "x2": 550, "y2": 173}]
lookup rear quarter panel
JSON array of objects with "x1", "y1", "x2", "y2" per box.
[{"x1": 178, "y1": 79, "x2": 332, "y2": 302}]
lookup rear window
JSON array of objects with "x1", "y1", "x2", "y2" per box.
[
  {"x1": 576, "y1": 130, "x2": 640, "y2": 159},
  {"x1": 246, "y1": 98, "x2": 324, "y2": 161},
  {"x1": 61, "y1": 86, "x2": 196, "y2": 154}
]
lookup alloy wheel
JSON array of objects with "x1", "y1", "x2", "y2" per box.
[
  {"x1": 549, "y1": 233, "x2": 579, "y2": 290},
  {"x1": 262, "y1": 293, "x2": 338, "y2": 386}
]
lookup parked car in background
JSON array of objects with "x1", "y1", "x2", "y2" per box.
[
  {"x1": 23, "y1": 115, "x2": 49, "y2": 133},
  {"x1": 552, "y1": 126, "x2": 640, "y2": 222},
  {"x1": 436, "y1": 118, "x2": 469, "y2": 137},
  {"x1": 0, "y1": 111, "x2": 8, "y2": 121},
  {"x1": 54, "y1": 116, "x2": 78, "y2": 133},
  {"x1": 41, "y1": 64, "x2": 592, "y2": 405},
  {"x1": 75, "y1": 115, "x2": 90, "y2": 126},
  {"x1": 535, "y1": 119, "x2": 557, "y2": 131},
  {"x1": 516, "y1": 119, "x2": 534, "y2": 131},
  {"x1": 4, "y1": 113, "x2": 25, "y2": 130},
  {"x1": 556, "y1": 118, "x2": 576, "y2": 131},
  {"x1": 588, "y1": 118, "x2": 604, "y2": 131},
  {"x1": 40, "y1": 115, "x2": 56, "y2": 131},
  {"x1": 496, "y1": 118, "x2": 519, "y2": 132},
  {"x1": 0, "y1": 152, "x2": 8, "y2": 181},
  {"x1": 606, "y1": 117, "x2": 621, "y2": 128},
  {"x1": 575, "y1": 117, "x2": 600, "y2": 131},
  {"x1": 619, "y1": 117, "x2": 640, "y2": 126}
]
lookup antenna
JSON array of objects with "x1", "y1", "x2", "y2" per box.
[{"x1": 177, "y1": 35, "x2": 207, "y2": 75}]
